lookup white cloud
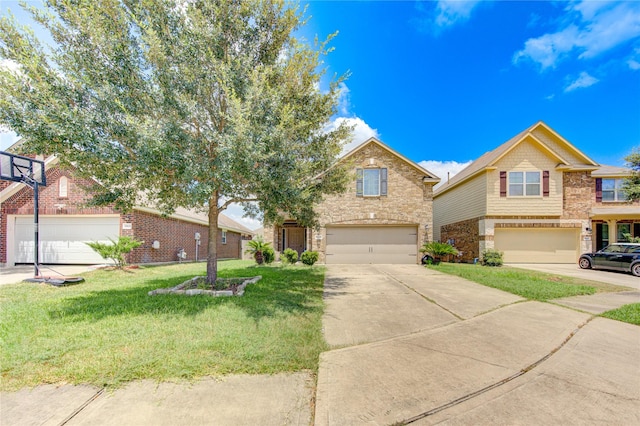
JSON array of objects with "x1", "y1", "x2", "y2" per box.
[
  {"x1": 433, "y1": 0, "x2": 482, "y2": 29},
  {"x1": 564, "y1": 71, "x2": 599, "y2": 92},
  {"x1": 327, "y1": 116, "x2": 379, "y2": 155},
  {"x1": 418, "y1": 160, "x2": 472, "y2": 188},
  {"x1": 513, "y1": 1, "x2": 640, "y2": 70},
  {"x1": 629, "y1": 59, "x2": 640, "y2": 71}
]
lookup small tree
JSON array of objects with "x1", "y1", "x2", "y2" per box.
[
  {"x1": 420, "y1": 241, "x2": 458, "y2": 262},
  {"x1": 85, "y1": 236, "x2": 143, "y2": 269},
  {"x1": 245, "y1": 236, "x2": 272, "y2": 265},
  {"x1": 622, "y1": 148, "x2": 640, "y2": 202}
]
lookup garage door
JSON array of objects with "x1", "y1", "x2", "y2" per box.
[
  {"x1": 325, "y1": 226, "x2": 418, "y2": 264},
  {"x1": 14, "y1": 216, "x2": 120, "y2": 264},
  {"x1": 494, "y1": 228, "x2": 580, "y2": 264}
]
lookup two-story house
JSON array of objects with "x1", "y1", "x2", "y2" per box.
[
  {"x1": 263, "y1": 137, "x2": 440, "y2": 264},
  {"x1": 433, "y1": 121, "x2": 640, "y2": 264}
]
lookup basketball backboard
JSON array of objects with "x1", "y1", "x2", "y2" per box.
[{"x1": 0, "y1": 151, "x2": 46, "y2": 186}]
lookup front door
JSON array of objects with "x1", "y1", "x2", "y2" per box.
[{"x1": 286, "y1": 228, "x2": 305, "y2": 258}]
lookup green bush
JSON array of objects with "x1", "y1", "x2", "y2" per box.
[
  {"x1": 85, "y1": 236, "x2": 143, "y2": 268},
  {"x1": 262, "y1": 246, "x2": 275, "y2": 264},
  {"x1": 420, "y1": 241, "x2": 458, "y2": 260},
  {"x1": 245, "y1": 236, "x2": 272, "y2": 265},
  {"x1": 281, "y1": 248, "x2": 299, "y2": 264},
  {"x1": 300, "y1": 251, "x2": 319, "y2": 266},
  {"x1": 481, "y1": 249, "x2": 503, "y2": 267}
]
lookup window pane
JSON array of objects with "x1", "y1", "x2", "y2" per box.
[
  {"x1": 526, "y1": 184, "x2": 540, "y2": 196},
  {"x1": 509, "y1": 172, "x2": 523, "y2": 183},
  {"x1": 602, "y1": 190, "x2": 615, "y2": 201},
  {"x1": 509, "y1": 184, "x2": 523, "y2": 196},
  {"x1": 525, "y1": 172, "x2": 540, "y2": 184},
  {"x1": 601, "y1": 179, "x2": 615, "y2": 190},
  {"x1": 618, "y1": 224, "x2": 631, "y2": 241},
  {"x1": 363, "y1": 169, "x2": 380, "y2": 196}
]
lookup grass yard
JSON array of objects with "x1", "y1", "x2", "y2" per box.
[
  {"x1": 601, "y1": 303, "x2": 640, "y2": 326},
  {"x1": 427, "y1": 263, "x2": 630, "y2": 301},
  {"x1": 0, "y1": 260, "x2": 328, "y2": 391}
]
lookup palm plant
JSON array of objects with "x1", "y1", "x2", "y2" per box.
[
  {"x1": 245, "y1": 236, "x2": 273, "y2": 265},
  {"x1": 420, "y1": 241, "x2": 458, "y2": 263}
]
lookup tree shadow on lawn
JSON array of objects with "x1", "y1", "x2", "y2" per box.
[{"x1": 48, "y1": 266, "x2": 325, "y2": 324}]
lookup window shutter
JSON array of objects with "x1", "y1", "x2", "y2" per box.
[
  {"x1": 380, "y1": 168, "x2": 388, "y2": 196},
  {"x1": 595, "y1": 178, "x2": 602, "y2": 202},
  {"x1": 543, "y1": 170, "x2": 549, "y2": 197},
  {"x1": 500, "y1": 171, "x2": 507, "y2": 197},
  {"x1": 356, "y1": 168, "x2": 363, "y2": 197}
]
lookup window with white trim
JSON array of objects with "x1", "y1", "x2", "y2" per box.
[
  {"x1": 221, "y1": 230, "x2": 227, "y2": 244},
  {"x1": 508, "y1": 171, "x2": 540, "y2": 197},
  {"x1": 602, "y1": 178, "x2": 627, "y2": 201},
  {"x1": 356, "y1": 168, "x2": 387, "y2": 197},
  {"x1": 58, "y1": 176, "x2": 68, "y2": 198}
]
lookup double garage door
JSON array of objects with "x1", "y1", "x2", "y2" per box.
[
  {"x1": 494, "y1": 228, "x2": 580, "y2": 264},
  {"x1": 325, "y1": 226, "x2": 418, "y2": 264},
  {"x1": 14, "y1": 216, "x2": 120, "y2": 264}
]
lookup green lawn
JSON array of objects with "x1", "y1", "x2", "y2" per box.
[
  {"x1": 426, "y1": 263, "x2": 630, "y2": 301},
  {"x1": 601, "y1": 303, "x2": 640, "y2": 325},
  {"x1": 0, "y1": 260, "x2": 328, "y2": 391}
]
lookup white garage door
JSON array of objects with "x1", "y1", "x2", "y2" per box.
[
  {"x1": 325, "y1": 226, "x2": 418, "y2": 264},
  {"x1": 14, "y1": 216, "x2": 120, "y2": 264},
  {"x1": 494, "y1": 228, "x2": 579, "y2": 264}
]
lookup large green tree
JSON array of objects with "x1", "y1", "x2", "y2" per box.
[
  {"x1": 0, "y1": 0, "x2": 351, "y2": 283},
  {"x1": 622, "y1": 148, "x2": 640, "y2": 202}
]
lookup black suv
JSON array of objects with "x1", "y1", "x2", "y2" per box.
[{"x1": 579, "y1": 243, "x2": 640, "y2": 277}]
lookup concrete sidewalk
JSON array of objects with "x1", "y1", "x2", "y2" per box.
[{"x1": 0, "y1": 264, "x2": 103, "y2": 285}]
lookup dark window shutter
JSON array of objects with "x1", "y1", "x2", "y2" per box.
[
  {"x1": 356, "y1": 168, "x2": 363, "y2": 197},
  {"x1": 500, "y1": 171, "x2": 507, "y2": 197},
  {"x1": 543, "y1": 170, "x2": 549, "y2": 197},
  {"x1": 380, "y1": 168, "x2": 388, "y2": 196},
  {"x1": 595, "y1": 178, "x2": 602, "y2": 202}
]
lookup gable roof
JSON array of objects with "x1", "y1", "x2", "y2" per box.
[
  {"x1": 342, "y1": 137, "x2": 440, "y2": 183},
  {"x1": 434, "y1": 121, "x2": 599, "y2": 196},
  {"x1": 592, "y1": 165, "x2": 632, "y2": 178},
  {"x1": 0, "y1": 154, "x2": 254, "y2": 236}
]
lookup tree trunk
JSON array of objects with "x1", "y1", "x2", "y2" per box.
[{"x1": 207, "y1": 195, "x2": 219, "y2": 285}]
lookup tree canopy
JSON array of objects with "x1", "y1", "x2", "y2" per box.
[
  {"x1": 0, "y1": 0, "x2": 351, "y2": 282},
  {"x1": 622, "y1": 148, "x2": 640, "y2": 202}
]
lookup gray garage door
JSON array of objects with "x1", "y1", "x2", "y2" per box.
[
  {"x1": 494, "y1": 228, "x2": 580, "y2": 264},
  {"x1": 14, "y1": 216, "x2": 120, "y2": 264},
  {"x1": 325, "y1": 226, "x2": 418, "y2": 264}
]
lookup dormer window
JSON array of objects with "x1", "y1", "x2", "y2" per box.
[{"x1": 356, "y1": 168, "x2": 388, "y2": 197}]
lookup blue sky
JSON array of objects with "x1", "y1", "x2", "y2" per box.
[
  {"x1": 302, "y1": 0, "x2": 640, "y2": 178},
  {"x1": 2, "y1": 1, "x2": 640, "y2": 229}
]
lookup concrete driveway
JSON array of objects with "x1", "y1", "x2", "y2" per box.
[
  {"x1": 508, "y1": 263, "x2": 640, "y2": 290},
  {"x1": 316, "y1": 264, "x2": 640, "y2": 425},
  {"x1": 0, "y1": 264, "x2": 104, "y2": 285}
]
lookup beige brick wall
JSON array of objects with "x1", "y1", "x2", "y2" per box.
[{"x1": 264, "y1": 142, "x2": 436, "y2": 263}]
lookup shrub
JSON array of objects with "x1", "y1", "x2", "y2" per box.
[
  {"x1": 281, "y1": 248, "x2": 299, "y2": 264},
  {"x1": 245, "y1": 236, "x2": 272, "y2": 265},
  {"x1": 85, "y1": 236, "x2": 143, "y2": 268},
  {"x1": 262, "y1": 246, "x2": 275, "y2": 264},
  {"x1": 300, "y1": 251, "x2": 319, "y2": 266},
  {"x1": 420, "y1": 241, "x2": 458, "y2": 261},
  {"x1": 481, "y1": 249, "x2": 503, "y2": 267}
]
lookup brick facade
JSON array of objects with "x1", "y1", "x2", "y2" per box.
[
  {"x1": 1, "y1": 165, "x2": 244, "y2": 265},
  {"x1": 562, "y1": 172, "x2": 592, "y2": 219},
  {"x1": 264, "y1": 139, "x2": 438, "y2": 263},
  {"x1": 441, "y1": 217, "x2": 480, "y2": 262}
]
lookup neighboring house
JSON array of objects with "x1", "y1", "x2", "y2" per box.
[
  {"x1": 0, "y1": 154, "x2": 254, "y2": 266},
  {"x1": 433, "y1": 121, "x2": 640, "y2": 264},
  {"x1": 263, "y1": 137, "x2": 440, "y2": 264}
]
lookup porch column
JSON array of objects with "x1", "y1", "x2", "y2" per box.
[{"x1": 608, "y1": 219, "x2": 618, "y2": 243}]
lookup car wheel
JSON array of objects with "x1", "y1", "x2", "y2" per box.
[
  {"x1": 632, "y1": 263, "x2": 640, "y2": 277},
  {"x1": 578, "y1": 258, "x2": 592, "y2": 269}
]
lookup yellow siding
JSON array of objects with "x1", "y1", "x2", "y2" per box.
[
  {"x1": 487, "y1": 139, "x2": 563, "y2": 216},
  {"x1": 434, "y1": 173, "x2": 487, "y2": 240},
  {"x1": 530, "y1": 126, "x2": 589, "y2": 165}
]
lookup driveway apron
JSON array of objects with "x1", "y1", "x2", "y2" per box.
[{"x1": 315, "y1": 264, "x2": 640, "y2": 425}]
